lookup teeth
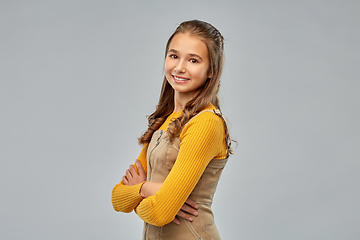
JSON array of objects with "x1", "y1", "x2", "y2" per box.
[{"x1": 173, "y1": 75, "x2": 189, "y2": 81}]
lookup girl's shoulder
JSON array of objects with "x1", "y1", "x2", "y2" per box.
[
  {"x1": 186, "y1": 103, "x2": 226, "y2": 127},
  {"x1": 181, "y1": 105, "x2": 227, "y2": 137},
  {"x1": 188, "y1": 109, "x2": 222, "y2": 124}
]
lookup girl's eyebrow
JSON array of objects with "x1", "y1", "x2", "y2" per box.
[
  {"x1": 168, "y1": 49, "x2": 178, "y2": 54},
  {"x1": 189, "y1": 53, "x2": 203, "y2": 61},
  {"x1": 168, "y1": 49, "x2": 203, "y2": 61}
]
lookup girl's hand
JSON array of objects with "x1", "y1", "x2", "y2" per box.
[
  {"x1": 122, "y1": 159, "x2": 146, "y2": 186},
  {"x1": 173, "y1": 198, "x2": 199, "y2": 225}
]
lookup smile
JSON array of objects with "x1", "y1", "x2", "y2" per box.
[{"x1": 172, "y1": 75, "x2": 190, "y2": 83}]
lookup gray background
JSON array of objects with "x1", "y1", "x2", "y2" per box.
[{"x1": 1, "y1": 0, "x2": 359, "y2": 239}]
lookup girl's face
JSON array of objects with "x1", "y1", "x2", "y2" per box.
[{"x1": 164, "y1": 33, "x2": 211, "y2": 99}]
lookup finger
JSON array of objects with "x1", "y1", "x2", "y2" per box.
[
  {"x1": 129, "y1": 164, "x2": 138, "y2": 176},
  {"x1": 135, "y1": 159, "x2": 146, "y2": 177},
  {"x1": 177, "y1": 210, "x2": 193, "y2": 222},
  {"x1": 122, "y1": 175, "x2": 128, "y2": 185},
  {"x1": 185, "y1": 198, "x2": 198, "y2": 209},
  {"x1": 172, "y1": 217, "x2": 180, "y2": 225},
  {"x1": 126, "y1": 169, "x2": 132, "y2": 179},
  {"x1": 180, "y1": 204, "x2": 198, "y2": 216}
]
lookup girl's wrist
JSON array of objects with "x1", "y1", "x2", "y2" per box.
[{"x1": 139, "y1": 181, "x2": 147, "y2": 199}]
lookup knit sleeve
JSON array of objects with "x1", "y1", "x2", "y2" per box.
[
  {"x1": 134, "y1": 112, "x2": 226, "y2": 226},
  {"x1": 111, "y1": 143, "x2": 148, "y2": 213}
]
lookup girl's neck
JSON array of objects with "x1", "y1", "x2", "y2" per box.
[{"x1": 173, "y1": 91, "x2": 197, "y2": 112}]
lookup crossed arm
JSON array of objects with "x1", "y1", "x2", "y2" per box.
[
  {"x1": 122, "y1": 159, "x2": 198, "y2": 225},
  {"x1": 112, "y1": 112, "x2": 226, "y2": 226}
]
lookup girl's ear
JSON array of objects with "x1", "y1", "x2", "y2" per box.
[{"x1": 208, "y1": 71, "x2": 213, "y2": 78}]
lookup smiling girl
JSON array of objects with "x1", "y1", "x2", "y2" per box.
[{"x1": 112, "y1": 20, "x2": 233, "y2": 240}]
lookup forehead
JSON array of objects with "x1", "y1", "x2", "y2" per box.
[{"x1": 169, "y1": 33, "x2": 208, "y2": 58}]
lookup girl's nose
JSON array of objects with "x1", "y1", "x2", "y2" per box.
[{"x1": 175, "y1": 60, "x2": 186, "y2": 73}]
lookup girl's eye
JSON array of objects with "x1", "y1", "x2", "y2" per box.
[
  {"x1": 190, "y1": 59, "x2": 198, "y2": 63},
  {"x1": 169, "y1": 54, "x2": 178, "y2": 59}
]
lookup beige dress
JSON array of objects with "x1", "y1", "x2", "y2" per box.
[{"x1": 143, "y1": 110, "x2": 229, "y2": 240}]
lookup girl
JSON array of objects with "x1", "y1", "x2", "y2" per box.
[{"x1": 112, "y1": 20, "x2": 232, "y2": 240}]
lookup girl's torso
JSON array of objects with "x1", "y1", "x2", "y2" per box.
[{"x1": 143, "y1": 109, "x2": 229, "y2": 240}]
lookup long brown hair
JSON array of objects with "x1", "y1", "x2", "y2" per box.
[{"x1": 139, "y1": 20, "x2": 230, "y2": 152}]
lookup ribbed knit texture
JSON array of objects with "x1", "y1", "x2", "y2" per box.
[
  {"x1": 111, "y1": 104, "x2": 227, "y2": 226},
  {"x1": 111, "y1": 144, "x2": 148, "y2": 213}
]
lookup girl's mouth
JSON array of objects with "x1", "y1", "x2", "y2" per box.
[{"x1": 172, "y1": 75, "x2": 190, "y2": 83}]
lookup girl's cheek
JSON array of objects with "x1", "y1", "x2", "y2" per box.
[
  {"x1": 195, "y1": 66, "x2": 209, "y2": 79},
  {"x1": 164, "y1": 60, "x2": 172, "y2": 73}
]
